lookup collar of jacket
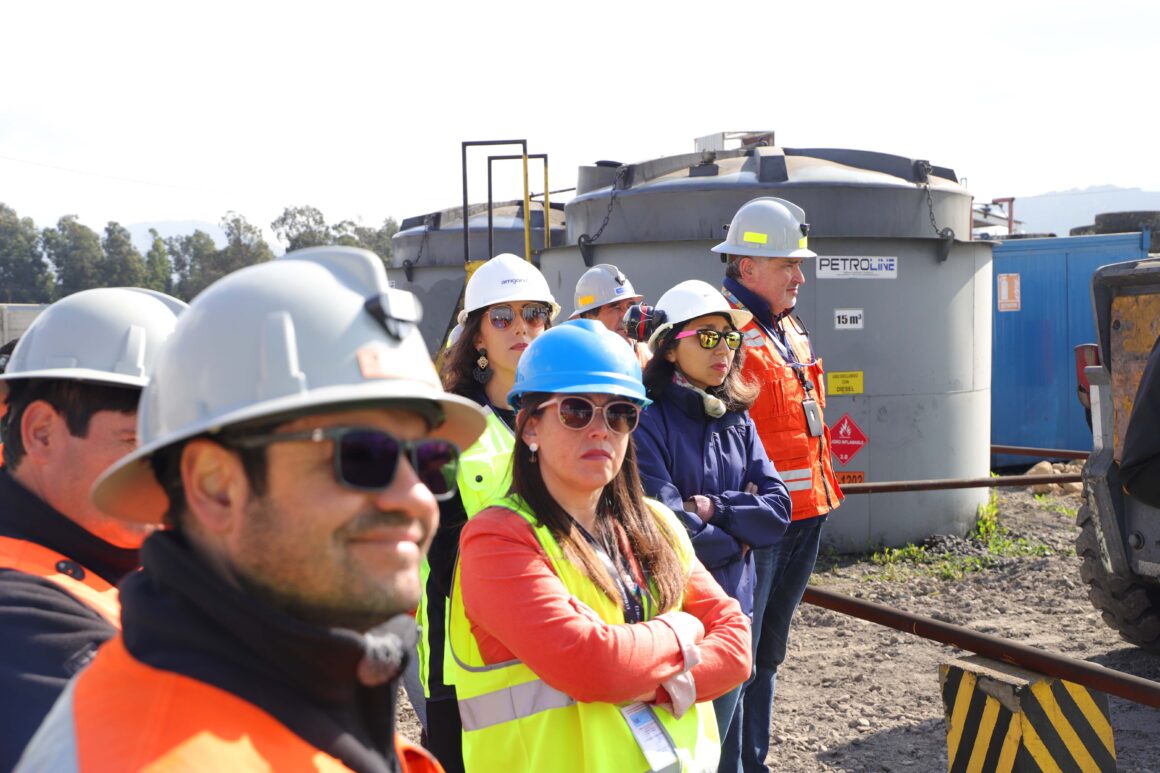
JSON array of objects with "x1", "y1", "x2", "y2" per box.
[
  {"x1": 0, "y1": 469, "x2": 139, "y2": 584},
  {"x1": 722, "y1": 276, "x2": 794, "y2": 333},
  {"x1": 654, "y1": 378, "x2": 743, "y2": 425},
  {"x1": 120, "y1": 530, "x2": 412, "y2": 770}
]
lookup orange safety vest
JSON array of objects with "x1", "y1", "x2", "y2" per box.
[
  {"x1": 0, "y1": 536, "x2": 121, "y2": 626},
  {"x1": 17, "y1": 635, "x2": 442, "y2": 772},
  {"x1": 727, "y1": 297, "x2": 842, "y2": 520}
]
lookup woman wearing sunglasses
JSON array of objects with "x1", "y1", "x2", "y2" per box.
[
  {"x1": 448, "y1": 320, "x2": 751, "y2": 772},
  {"x1": 419, "y1": 253, "x2": 559, "y2": 772},
  {"x1": 633, "y1": 280, "x2": 791, "y2": 770}
]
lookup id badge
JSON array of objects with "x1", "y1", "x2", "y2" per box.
[
  {"x1": 620, "y1": 702, "x2": 681, "y2": 773},
  {"x1": 802, "y1": 398, "x2": 824, "y2": 438}
]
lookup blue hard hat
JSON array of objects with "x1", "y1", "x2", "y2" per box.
[{"x1": 508, "y1": 319, "x2": 651, "y2": 409}]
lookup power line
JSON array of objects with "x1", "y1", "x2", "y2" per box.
[{"x1": 0, "y1": 153, "x2": 226, "y2": 195}]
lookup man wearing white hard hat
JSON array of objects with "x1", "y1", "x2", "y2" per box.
[
  {"x1": 569, "y1": 262, "x2": 652, "y2": 367},
  {"x1": 715, "y1": 197, "x2": 844, "y2": 771},
  {"x1": 17, "y1": 248, "x2": 486, "y2": 772},
  {"x1": 0, "y1": 288, "x2": 186, "y2": 768}
]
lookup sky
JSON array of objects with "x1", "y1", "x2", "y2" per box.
[{"x1": 2, "y1": 0, "x2": 1157, "y2": 244}]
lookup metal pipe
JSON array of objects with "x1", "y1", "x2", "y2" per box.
[
  {"x1": 460, "y1": 140, "x2": 528, "y2": 263},
  {"x1": 842, "y1": 473, "x2": 1082, "y2": 495},
  {"x1": 521, "y1": 145, "x2": 531, "y2": 262},
  {"x1": 461, "y1": 142, "x2": 469, "y2": 263},
  {"x1": 803, "y1": 586, "x2": 1160, "y2": 708},
  {"x1": 543, "y1": 158, "x2": 550, "y2": 250},
  {"x1": 487, "y1": 158, "x2": 494, "y2": 260},
  {"x1": 991, "y1": 444, "x2": 1089, "y2": 461}
]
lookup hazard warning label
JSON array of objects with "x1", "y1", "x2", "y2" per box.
[{"x1": 830, "y1": 413, "x2": 867, "y2": 466}]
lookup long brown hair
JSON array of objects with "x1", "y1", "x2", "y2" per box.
[
  {"x1": 440, "y1": 311, "x2": 488, "y2": 398},
  {"x1": 643, "y1": 319, "x2": 759, "y2": 411},
  {"x1": 509, "y1": 392, "x2": 687, "y2": 614}
]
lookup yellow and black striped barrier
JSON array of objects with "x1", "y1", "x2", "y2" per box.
[{"x1": 941, "y1": 655, "x2": 1115, "y2": 772}]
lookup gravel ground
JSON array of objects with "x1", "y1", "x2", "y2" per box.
[{"x1": 398, "y1": 483, "x2": 1160, "y2": 771}]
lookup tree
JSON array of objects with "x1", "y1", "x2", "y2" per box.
[
  {"x1": 166, "y1": 230, "x2": 219, "y2": 301},
  {"x1": 332, "y1": 216, "x2": 398, "y2": 264},
  {"x1": 42, "y1": 215, "x2": 104, "y2": 298},
  {"x1": 144, "y1": 228, "x2": 173, "y2": 293},
  {"x1": 219, "y1": 211, "x2": 273, "y2": 273},
  {"x1": 168, "y1": 213, "x2": 272, "y2": 301},
  {"x1": 0, "y1": 203, "x2": 52, "y2": 302},
  {"x1": 271, "y1": 205, "x2": 331, "y2": 252},
  {"x1": 100, "y1": 222, "x2": 147, "y2": 287}
]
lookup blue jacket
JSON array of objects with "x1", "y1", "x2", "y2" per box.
[{"x1": 634, "y1": 382, "x2": 791, "y2": 617}]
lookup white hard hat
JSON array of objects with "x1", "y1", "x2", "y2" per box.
[
  {"x1": 710, "y1": 197, "x2": 816, "y2": 259},
  {"x1": 0, "y1": 288, "x2": 187, "y2": 388},
  {"x1": 93, "y1": 247, "x2": 488, "y2": 523},
  {"x1": 647, "y1": 280, "x2": 753, "y2": 352},
  {"x1": 458, "y1": 253, "x2": 559, "y2": 324},
  {"x1": 569, "y1": 264, "x2": 643, "y2": 319}
]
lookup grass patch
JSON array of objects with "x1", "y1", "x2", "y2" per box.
[{"x1": 865, "y1": 490, "x2": 1051, "y2": 581}]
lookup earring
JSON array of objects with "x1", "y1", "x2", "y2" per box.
[
  {"x1": 473, "y1": 348, "x2": 492, "y2": 384},
  {"x1": 528, "y1": 442, "x2": 538, "y2": 463}
]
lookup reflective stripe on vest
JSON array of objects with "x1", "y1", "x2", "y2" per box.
[
  {"x1": 446, "y1": 495, "x2": 720, "y2": 772},
  {"x1": 0, "y1": 536, "x2": 121, "y2": 626},
  {"x1": 16, "y1": 635, "x2": 440, "y2": 772},
  {"x1": 725, "y1": 295, "x2": 843, "y2": 520},
  {"x1": 417, "y1": 408, "x2": 515, "y2": 695}
]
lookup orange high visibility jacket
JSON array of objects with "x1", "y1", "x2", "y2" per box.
[
  {"x1": 726, "y1": 294, "x2": 842, "y2": 520},
  {"x1": 16, "y1": 635, "x2": 442, "y2": 772},
  {"x1": 0, "y1": 536, "x2": 120, "y2": 625}
]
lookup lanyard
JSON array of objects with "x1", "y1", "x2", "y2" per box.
[{"x1": 574, "y1": 520, "x2": 649, "y2": 624}]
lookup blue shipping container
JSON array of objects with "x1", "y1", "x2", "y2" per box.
[{"x1": 991, "y1": 231, "x2": 1151, "y2": 467}]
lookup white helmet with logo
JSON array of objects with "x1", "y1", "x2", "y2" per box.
[
  {"x1": 0, "y1": 288, "x2": 187, "y2": 389},
  {"x1": 569, "y1": 264, "x2": 643, "y2": 319},
  {"x1": 458, "y1": 253, "x2": 560, "y2": 324},
  {"x1": 647, "y1": 280, "x2": 753, "y2": 352},
  {"x1": 94, "y1": 247, "x2": 488, "y2": 523},
  {"x1": 711, "y1": 197, "x2": 816, "y2": 259}
]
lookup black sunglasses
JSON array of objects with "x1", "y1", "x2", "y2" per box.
[
  {"x1": 228, "y1": 427, "x2": 460, "y2": 501},
  {"x1": 487, "y1": 303, "x2": 551, "y2": 330},
  {"x1": 674, "y1": 328, "x2": 743, "y2": 351}
]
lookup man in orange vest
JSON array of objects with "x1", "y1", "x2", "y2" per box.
[
  {"x1": 715, "y1": 197, "x2": 844, "y2": 772},
  {"x1": 17, "y1": 248, "x2": 486, "y2": 772},
  {"x1": 0, "y1": 290, "x2": 185, "y2": 769}
]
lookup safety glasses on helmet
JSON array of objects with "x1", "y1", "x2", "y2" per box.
[
  {"x1": 538, "y1": 396, "x2": 641, "y2": 434},
  {"x1": 228, "y1": 427, "x2": 460, "y2": 500},
  {"x1": 487, "y1": 303, "x2": 551, "y2": 330},
  {"x1": 674, "y1": 328, "x2": 743, "y2": 351}
]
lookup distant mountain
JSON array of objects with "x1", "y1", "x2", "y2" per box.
[
  {"x1": 1011, "y1": 186, "x2": 1160, "y2": 236},
  {"x1": 125, "y1": 220, "x2": 225, "y2": 254}
]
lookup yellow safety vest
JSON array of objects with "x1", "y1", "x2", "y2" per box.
[
  {"x1": 447, "y1": 495, "x2": 720, "y2": 772},
  {"x1": 417, "y1": 408, "x2": 515, "y2": 695}
]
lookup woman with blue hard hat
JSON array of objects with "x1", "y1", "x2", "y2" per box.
[
  {"x1": 632, "y1": 280, "x2": 791, "y2": 770},
  {"x1": 447, "y1": 319, "x2": 751, "y2": 772},
  {"x1": 417, "y1": 253, "x2": 559, "y2": 772}
]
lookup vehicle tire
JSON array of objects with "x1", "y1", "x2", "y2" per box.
[{"x1": 1076, "y1": 503, "x2": 1160, "y2": 651}]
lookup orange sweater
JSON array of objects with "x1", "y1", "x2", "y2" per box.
[{"x1": 459, "y1": 507, "x2": 751, "y2": 705}]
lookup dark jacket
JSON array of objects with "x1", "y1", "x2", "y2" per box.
[
  {"x1": 634, "y1": 382, "x2": 791, "y2": 617},
  {"x1": 0, "y1": 469, "x2": 138, "y2": 770}
]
